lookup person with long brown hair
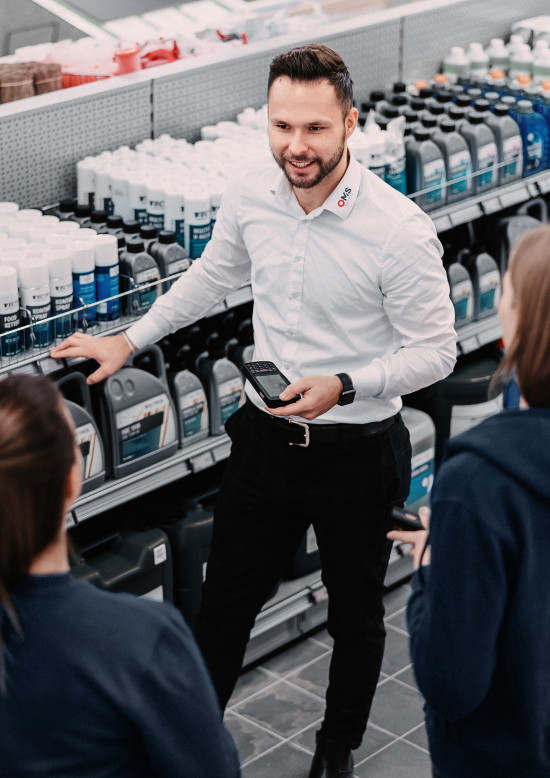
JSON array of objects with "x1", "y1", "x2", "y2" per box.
[
  {"x1": 388, "y1": 224, "x2": 550, "y2": 778},
  {"x1": 0, "y1": 374, "x2": 240, "y2": 778}
]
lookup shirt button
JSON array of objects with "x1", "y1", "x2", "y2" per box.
[
  {"x1": 284, "y1": 364, "x2": 290, "y2": 371},
  {"x1": 294, "y1": 256, "x2": 302, "y2": 263},
  {"x1": 290, "y1": 292, "x2": 298, "y2": 299},
  {"x1": 287, "y1": 329, "x2": 294, "y2": 337}
]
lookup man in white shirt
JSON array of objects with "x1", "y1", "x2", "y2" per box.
[{"x1": 52, "y1": 44, "x2": 456, "y2": 778}]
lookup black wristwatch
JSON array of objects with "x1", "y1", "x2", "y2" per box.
[{"x1": 335, "y1": 373, "x2": 356, "y2": 406}]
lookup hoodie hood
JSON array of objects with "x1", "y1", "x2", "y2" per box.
[{"x1": 441, "y1": 408, "x2": 550, "y2": 503}]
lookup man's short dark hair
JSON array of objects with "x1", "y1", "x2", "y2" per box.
[{"x1": 268, "y1": 44, "x2": 354, "y2": 118}]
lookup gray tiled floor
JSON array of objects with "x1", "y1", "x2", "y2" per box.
[{"x1": 225, "y1": 583, "x2": 433, "y2": 777}]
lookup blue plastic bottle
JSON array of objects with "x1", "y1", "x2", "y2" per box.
[{"x1": 515, "y1": 100, "x2": 549, "y2": 177}]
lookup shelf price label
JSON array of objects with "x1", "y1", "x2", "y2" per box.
[
  {"x1": 480, "y1": 197, "x2": 501, "y2": 215},
  {"x1": 433, "y1": 214, "x2": 452, "y2": 233},
  {"x1": 499, "y1": 185, "x2": 528, "y2": 208},
  {"x1": 538, "y1": 176, "x2": 550, "y2": 195},
  {"x1": 189, "y1": 450, "x2": 215, "y2": 473}
]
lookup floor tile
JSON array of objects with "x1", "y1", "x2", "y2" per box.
[
  {"x1": 308, "y1": 625, "x2": 333, "y2": 648},
  {"x1": 403, "y1": 722, "x2": 429, "y2": 751},
  {"x1": 242, "y1": 741, "x2": 312, "y2": 778},
  {"x1": 286, "y1": 650, "x2": 331, "y2": 700},
  {"x1": 369, "y1": 678, "x2": 425, "y2": 736},
  {"x1": 234, "y1": 679, "x2": 326, "y2": 738},
  {"x1": 228, "y1": 666, "x2": 278, "y2": 707},
  {"x1": 260, "y1": 638, "x2": 329, "y2": 677},
  {"x1": 394, "y1": 664, "x2": 417, "y2": 690},
  {"x1": 380, "y1": 626, "x2": 412, "y2": 676},
  {"x1": 354, "y1": 739, "x2": 432, "y2": 777},
  {"x1": 383, "y1": 584, "x2": 412, "y2": 617},
  {"x1": 385, "y1": 605, "x2": 408, "y2": 633},
  {"x1": 224, "y1": 711, "x2": 283, "y2": 764}
]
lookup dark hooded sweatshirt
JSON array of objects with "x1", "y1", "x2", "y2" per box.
[{"x1": 407, "y1": 408, "x2": 550, "y2": 778}]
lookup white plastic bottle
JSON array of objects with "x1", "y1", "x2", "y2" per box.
[
  {"x1": 508, "y1": 43, "x2": 534, "y2": 80},
  {"x1": 467, "y1": 43, "x2": 489, "y2": 79},
  {"x1": 533, "y1": 42, "x2": 550, "y2": 85},
  {"x1": 110, "y1": 167, "x2": 133, "y2": 222},
  {"x1": 44, "y1": 249, "x2": 75, "y2": 339},
  {"x1": 164, "y1": 186, "x2": 185, "y2": 249},
  {"x1": 146, "y1": 183, "x2": 165, "y2": 231},
  {"x1": 184, "y1": 190, "x2": 212, "y2": 261},
  {"x1": 485, "y1": 39, "x2": 509, "y2": 71},
  {"x1": 71, "y1": 239, "x2": 97, "y2": 327},
  {"x1": 77, "y1": 157, "x2": 97, "y2": 207},
  {"x1": 442, "y1": 46, "x2": 470, "y2": 84},
  {"x1": 93, "y1": 234, "x2": 120, "y2": 322},
  {"x1": 0, "y1": 265, "x2": 22, "y2": 357},
  {"x1": 128, "y1": 170, "x2": 149, "y2": 225}
]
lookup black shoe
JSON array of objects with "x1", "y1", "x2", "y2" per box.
[{"x1": 308, "y1": 731, "x2": 354, "y2": 778}]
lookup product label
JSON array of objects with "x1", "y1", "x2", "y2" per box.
[
  {"x1": 20, "y1": 289, "x2": 52, "y2": 348},
  {"x1": 189, "y1": 223, "x2": 212, "y2": 260},
  {"x1": 478, "y1": 269, "x2": 501, "y2": 312},
  {"x1": 167, "y1": 258, "x2": 190, "y2": 276},
  {"x1": 369, "y1": 163, "x2": 386, "y2": 180},
  {"x1": 448, "y1": 150, "x2": 472, "y2": 196},
  {"x1": 525, "y1": 130, "x2": 544, "y2": 171},
  {"x1": 174, "y1": 218, "x2": 185, "y2": 249},
  {"x1": 51, "y1": 292, "x2": 75, "y2": 339},
  {"x1": 423, "y1": 159, "x2": 445, "y2": 205},
  {"x1": 135, "y1": 268, "x2": 160, "y2": 310},
  {"x1": 501, "y1": 135, "x2": 523, "y2": 180},
  {"x1": 476, "y1": 142, "x2": 498, "y2": 190},
  {"x1": 76, "y1": 422, "x2": 103, "y2": 480},
  {"x1": 179, "y1": 389, "x2": 208, "y2": 439},
  {"x1": 407, "y1": 447, "x2": 435, "y2": 505},
  {"x1": 0, "y1": 298, "x2": 21, "y2": 356},
  {"x1": 147, "y1": 200, "x2": 165, "y2": 231},
  {"x1": 96, "y1": 265, "x2": 120, "y2": 319},
  {"x1": 116, "y1": 393, "x2": 176, "y2": 463},
  {"x1": 219, "y1": 377, "x2": 244, "y2": 425},
  {"x1": 103, "y1": 196, "x2": 114, "y2": 217},
  {"x1": 73, "y1": 272, "x2": 97, "y2": 324},
  {"x1": 451, "y1": 279, "x2": 473, "y2": 323},
  {"x1": 210, "y1": 206, "x2": 220, "y2": 226},
  {"x1": 385, "y1": 157, "x2": 407, "y2": 194},
  {"x1": 134, "y1": 207, "x2": 148, "y2": 224}
]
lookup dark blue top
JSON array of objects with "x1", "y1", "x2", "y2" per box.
[
  {"x1": 0, "y1": 573, "x2": 241, "y2": 777},
  {"x1": 408, "y1": 408, "x2": 550, "y2": 777}
]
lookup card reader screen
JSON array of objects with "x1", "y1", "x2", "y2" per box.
[{"x1": 256, "y1": 374, "x2": 288, "y2": 398}]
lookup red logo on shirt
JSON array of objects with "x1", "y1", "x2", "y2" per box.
[{"x1": 338, "y1": 187, "x2": 352, "y2": 208}]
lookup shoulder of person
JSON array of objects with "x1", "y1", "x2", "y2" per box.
[{"x1": 224, "y1": 153, "x2": 280, "y2": 198}]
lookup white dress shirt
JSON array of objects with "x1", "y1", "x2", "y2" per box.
[{"x1": 128, "y1": 154, "x2": 456, "y2": 424}]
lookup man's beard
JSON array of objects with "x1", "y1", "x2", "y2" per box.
[{"x1": 272, "y1": 137, "x2": 346, "y2": 190}]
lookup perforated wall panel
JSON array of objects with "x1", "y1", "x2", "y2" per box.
[
  {"x1": 0, "y1": 82, "x2": 152, "y2": 207},
  {"x1": 402, "y1": 0, "x2": 550, "y2": 82},
  {"x1": 152, "y1": 18, "x2": 401, "y2": 141}
]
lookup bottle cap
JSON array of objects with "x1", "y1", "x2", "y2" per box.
[
  {"x1": 439, "y1": 119, "x2": 456, "y2": 133},
  {"x1": 391, "y1": 94, "x2": 408, "y2": 107},
  {"x1": 420, "y1": 113, "x2": 437, "y2": 128},
  {"x1": 19, "y1": 257, "x2": 49, "y2": 288},
  {"x1": 74, "y1": 204, "x2": 92, "y2": 218},
  {"x1": 58, "y1": 197, "x2": 77, "y2": 214},
  {"x1": 3, "y1": 237, "x2": 27, "y2": 251},
  {"x1": 139, "y1": 224, "x2": 158, "y2": 240},
  {"x1": 76, "y1": 228, "x2": 98, "y2": 242},
  {"x1": 0, "y1": 265, "x2": 18, "y2": 298},
  {"x1": 70, "y1": 240, "x2": 95, "y2": 273},
  {"x1": 428, "y1": 103, "x2": 445, "y2": 115},
  {"x1": 24, "y1": 242, "x2": 46, "y2": 257},
  {"x1": 107, "y1": 215, "x2": 124, "y2": 230},
  {"x1": 126, "y1": 237, "x2": 145, "y2": 253},
  {"x1": 0, "y1": 202, "x2": 19, "y2": 216},
  {"x1": 473, "y1": 99, "x2": 490, "y2": 113},
  {"x1": 435, "y1": 91, "x2": 453, "y2": 103},
  {"x1": 413, "y1": 80, "x2": 428, "y2": 90},
  {"x1": 0, "y1": 249, "x2": 25, "y2": 272},
  {"x1": 44, "y1": 249, "x2": 72, "y2": 281},
  {"x1": 382, "y1": 106, "x2": 399, "y2": 119},
  {"x1": 15, "y1": 209, "x2": 42, "y2": 222},
  {"x1": 517, "y1": 74, "x2": 532, "y2": 85},
  {"x1": 413, "y1": 127, "x2": 430, "y2": 141},
  {"x1": 52, "y1": 220, "x2": 81, "y2": 235},
  {"x1": 467, "y1": 112, "x2": 484, "y2": 124},
  {"x1": 490, "y1": 69, "x2": 505, "y2": 80},
  {"x1": 410, "y1": 98, "x2": 426, "y2": 112},
  {"x1": 419, "y1": 88, "x2": 433, "y2": 99},
  {"x1": 91, "y1": 209, "x2": 108, "y2": 224},
  {"x1": 369, "y1": 90, "x2": 385, "y2": 103},
  {"x1": 122, "y1": 219, "x2": 140, "y2": 235},
  {"x1": 456, "y1": 94, "x2": 472, "y2": 108},
  {"x1": 45, "y1": 234, "x2": 69, "y2": 249},
  {"x1": 493, "y1": 103, "x2": 510, "y2": 116},
  {"x1": 6, "y1": 221, "x2": 29, "y2": 240},
  {"x1": 158, "y1": 230, "x2": 177, "y2": 245},
  {"x1": 516, "y1": 100, "x2": 533, "y2": 112},
  {"x1": 93, "y1": 233, "x2": 118, "y2": 267},
  {"x1": 40, "y1": 215, "x2": 60, "y2": 229},
  {"x1": 392, "y1": 81, "x2": 407, "y2": 93}
]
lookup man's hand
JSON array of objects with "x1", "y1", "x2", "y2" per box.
[
  {"x1": 267, "y1": 375, "x2": 343, "y2": 420},
  {"x1": 50, "y1": 332, "x2": 133, "y2": 385},
  {"x1": 387, "y1": 506, "x2": 431, "y2": 569}
]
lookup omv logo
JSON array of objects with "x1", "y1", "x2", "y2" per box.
[{"x1": 338, "y1": 186, "x2": 352, "y2": 207}]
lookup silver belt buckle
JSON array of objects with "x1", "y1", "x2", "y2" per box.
[{"x1": 288, "y1": 418, "x2": 310, "y2": 447}]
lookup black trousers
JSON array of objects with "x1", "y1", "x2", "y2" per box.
[{"x1": 194, "y1": 401, "x2": 411, "y2": 749}]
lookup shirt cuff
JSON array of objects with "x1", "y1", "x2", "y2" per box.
[
  {"x1": 349, "y1": 362, "x2": 384, "y2": 399},
  {"x1": 126, "y1": 314, "x2": 166, "y2": 351}
]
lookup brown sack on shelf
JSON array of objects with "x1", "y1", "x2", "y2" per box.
[
  {"x1": 33, "y1": 61, "x2": 63, "y2": 95},
  {"x1": 0, "y1": 63, "x2": 36, "y2": 104}
]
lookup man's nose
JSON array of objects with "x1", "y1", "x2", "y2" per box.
[{"x1": 288, "y1": 130, "x2": 309, "y2": 157}]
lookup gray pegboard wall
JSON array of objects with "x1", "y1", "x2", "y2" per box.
[
  {"x1": 152, "y1": 17, "x2": 401, "y2": 141},
  {"x1": 401, "y1": 0, "x2": 550, "y2": 83},
  {"x1": 0, "y1": 81, "x2": 152, "y2": 208}
]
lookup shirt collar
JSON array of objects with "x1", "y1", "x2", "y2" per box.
[{"x1": 270, "y1": 152, "x2": 361, "y2": 220}]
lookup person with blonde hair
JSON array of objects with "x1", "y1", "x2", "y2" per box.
[
  {"x1": 389, "y1": 224, "x2": 550, "y2": 778},
  {"x1": 0, "y1": 374, "x2": 240, "y2": 778}
]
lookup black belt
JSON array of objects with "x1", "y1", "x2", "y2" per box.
[{"x1": 247, "y1": 401, "x2": 397, "y2": 448}]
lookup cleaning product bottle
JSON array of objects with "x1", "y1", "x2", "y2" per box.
[
  {"x1": 119, "y1": 237, "x2": 161, "y2": 316},
  {"x1": 484, "y1": 103, "x2": 523, "y2": 185},
  {"x1": 148, "y1": 230, "x2": 190, "y2": 292},
  {"x1": 445, "y1": 252, "x2": 474, "y2": 327},
  {"x1": 459, "y1": 112, "x2": 498, "y2": 194},
  {"x1": 44, "y1": 248, "x2": 75, "y2": 339},
  {"x1": 406, "y1": 127, "x2": 446, "y2": 211},
  {"x1": 442, "y1": 47, "x2": 470, "y2": 84},
  {"x1": 196, "y1": 332, "x2": 245, "y2": 436},
  {"x1": 168, "y1": 343, "x2": 209, "y2": 449},
  {"x1": 0, "y1": 265, "x2": 22, "y2": 357},
  {"x1": 431, "y1": 119, "x2": 473, "y2": 203},
  {"x1": 515, "y1": 99, "x2": 549, "y2": 176},
  {"x1": 93, "y1": 234, "x2": 120, "y2": 323},
  {"x1": 18, "y1": 257, "x2": 53, "y2": 349}
]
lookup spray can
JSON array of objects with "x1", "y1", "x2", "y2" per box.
[
  {"x1": 71, "y1": 240, "x2": 97, "y2": 327},
  {"x1": 406, "y1": 127, "x2": 447, "y2": 210},
  {"x1": 94, "y1": 234, "x2": 120, "y2": 322},
  {"x1": 19, "y1": 257, "x2": 52, "y2": 348},
  {"x1": 149, "y1": 230, "x2": 190, "y2": 292},
  {"x1": 44, "y1": 249, "x2": 75, "y2": 339},
  {"x1": 184, "y1": 190, "x2": 212, "y2": 261},
  {"x1": 0, "y1": 265, "x2": 22, "y2": 357}
]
